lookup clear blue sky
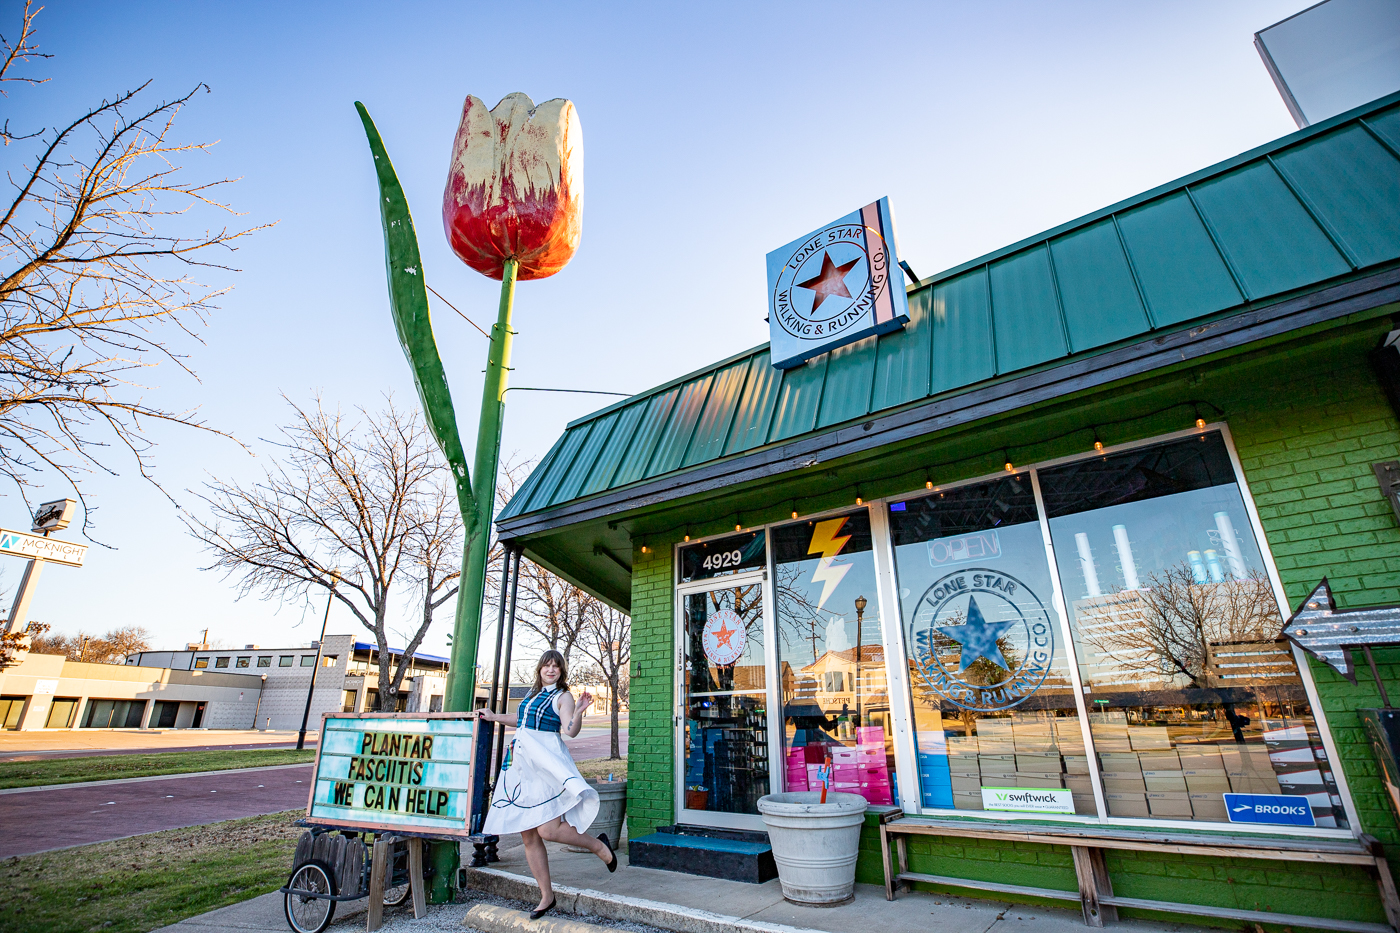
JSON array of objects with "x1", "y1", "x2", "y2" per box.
[{"x1": 5, "y1": 1, "x2": 1307, "y2": 658}]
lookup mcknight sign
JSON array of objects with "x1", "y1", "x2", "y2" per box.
[{"x1": 0, "y1": 527, "x2": 86, "y2": 567}]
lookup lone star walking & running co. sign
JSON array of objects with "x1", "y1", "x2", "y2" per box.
[
  {"x1": 767, "y1": 197, "x2": 910, "y2": 369},
  {"x1": 906, "y1": 568, "x2": 1055, "y2": 712}
]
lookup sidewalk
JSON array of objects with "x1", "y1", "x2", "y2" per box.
[
  {"x1": 159, "y1": 835, "x2": 1199, "y2": 933},
  {"x1": 468, "y1": 838, "x2": 1198, "y2": 933}
]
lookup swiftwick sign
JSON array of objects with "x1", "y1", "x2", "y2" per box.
[{"x1": 305, "y1": 713, "x2": 477, "y2": 836}]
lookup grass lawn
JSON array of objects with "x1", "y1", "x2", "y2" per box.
[
  {"x1": 1, "y1": 810, "x2": 304, "y2": 933},
  {"x1": 574, "y1": 756, "x2": 626, "y2": 781},
  {"x1": 0, "y1": 748, "x2": 316, "y2": 789}
]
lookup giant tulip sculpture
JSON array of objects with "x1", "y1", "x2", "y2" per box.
[
  {"x1": 443, "y1": 92, "x2": 583, "y2": 280},
  {"x1": 356, "y1": 92, "x2": 583, "y2": 718}
]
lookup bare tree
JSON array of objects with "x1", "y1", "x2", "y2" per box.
[
  {"x1": 0, "y1": 4, "x2": 264, "y2": 525},
  {"x1": 401, "y1": 476, "x2": 462, "y2": 661},
  {"x1": 186, "y1": 398, "x2": 447, "y2": 709},
  {"x1": 1077, "y1": 564, "x2": 1283, "y2": 742},
  {"x1": 1080, "y1": 565, "x2": 1282, "y2": 688},
  {"x1": 578, "y1": 599, "x2": 631, "y2": 759},
  {"x1": 0, "y1": 620, "x2": 45, "y2": 669},
  {"x1": 27, "y1": 623, "x2": 148, "y2": 663},
  {"x1": 515, "y1": 558, "x2": 592, "y2": 667}
]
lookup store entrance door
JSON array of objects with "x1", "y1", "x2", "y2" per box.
[{"x1": 676, "y1": 571, "x2": 778, "y2": 830}]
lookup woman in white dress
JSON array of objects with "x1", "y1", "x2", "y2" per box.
[{"x1": 473, "y1": 649, "x2": 618, "y2": 918}]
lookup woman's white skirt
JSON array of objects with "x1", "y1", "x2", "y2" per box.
[{"x1": 482, "y1": 727, "x2": 599, "y2": 835}]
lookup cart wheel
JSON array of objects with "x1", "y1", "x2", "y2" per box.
[{"x1": 284, "y1": 860, "x2": 336, "y2": 933}]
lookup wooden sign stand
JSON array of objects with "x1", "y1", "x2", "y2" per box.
[{"x1": 366, "y1": 835, "x2": 426, "y2": 931}]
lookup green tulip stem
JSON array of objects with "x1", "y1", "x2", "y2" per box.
[{"x1": 444, "y1": 258, "x2": 518, "y2": 713}]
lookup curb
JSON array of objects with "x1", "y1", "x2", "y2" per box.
[
  {"x1": 465, "y1": 903, "x2": 617, "y2": 933},
  {"x1": 466, "y1": 867, "x2": 822, "y2": 933}
]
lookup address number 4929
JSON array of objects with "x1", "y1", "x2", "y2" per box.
[{"x1": 701, "y1": 550, "x2": 744, "y2": 570}]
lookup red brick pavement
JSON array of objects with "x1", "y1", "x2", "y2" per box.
[{"x1": 0, "y1": 764, "x2": 313, "y2": 858}]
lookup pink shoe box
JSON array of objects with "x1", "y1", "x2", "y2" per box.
[
  {"x1": 851, "y1": 739, "x2": 884, "y2": 762},
  {"x1": 831, "y1": 747, "x2": 861, "y2": 765},
  {"x1": 858, "y1": 726, "x2": 886, "y2": 743},
  {"x1": 862, "y1": 785, "x2": 894, "y2": 804}
]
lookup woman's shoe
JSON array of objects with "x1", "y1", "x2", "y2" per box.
[
  {"x1": 599, "y1": 832, "x2": 618, "y2": 872},
  {"x1": 529, "y1": 898, "x2": 557, "y2": 920}
]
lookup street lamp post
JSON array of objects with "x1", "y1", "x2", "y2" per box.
[
  {"x1": 853, "y1": 595, "x2": 867, "y2": 727},
  {"x1": 253, "y1": 673, "x2": 267, "y2": 729},
  {"x1": 298, "y1": 582, "x2": 337, "y2": 750}
]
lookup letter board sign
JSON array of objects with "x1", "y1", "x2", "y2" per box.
[
  {"x1": 1224, "y1": 792, "x2": 1316, "y2": 826},
  {"x1": 767, "y1": 197, "x2": 910, "y2": 369},
  {"x1": 306, "y1": 712, "x2": 477, "y2": 836}
]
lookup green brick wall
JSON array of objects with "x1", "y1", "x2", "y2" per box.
[
  {"x1": 626, "y1": 319, "x2": 1400, "y2": 929},
  {"x1": 627, "y1": 542, "x2": 675, "y2": 841}
]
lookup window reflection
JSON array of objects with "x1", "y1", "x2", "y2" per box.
[
  {"x1": 773, "y1": 511, "x2": 895, "y2": 806},
  {"x1": 1041, "y1": 432, "x2": 1345, "y2": 827},
  {"x1": 890, "y1": 476, "x2": 1090, "y2": 815}
]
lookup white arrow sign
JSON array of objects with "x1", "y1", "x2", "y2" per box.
[
  {"x1": 1281, "y1": 578, "x2": 1400, "y2": 682},
  {"x1": 0, "y1": 526, "x2": 86, "y2": 567}
]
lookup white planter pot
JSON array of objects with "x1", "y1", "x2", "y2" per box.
[
  {"x1": 566, "y1": 778, "x2": 627, "y2": 852},
  {"x1": 758, "y1": 791, "x2": 868, "y2": 906}
]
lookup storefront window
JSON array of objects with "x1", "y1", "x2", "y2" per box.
[
  {"x1": 890, "y1": 475, "x2": 1089, "y2": 815},
  {"x1": 772, "y1": 511, "x2": 896, "y2": 806},
  {"x1": 1039, "y1": 431, "x2": 1346, "y2": 828},
  {"x1": 681, "y1": 583, "x2": 769, "y2": 813}
]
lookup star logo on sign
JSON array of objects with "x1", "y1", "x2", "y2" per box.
[
  {"x1": 796, "y1": 252, "x2": 860, "y2": 313},
  {"x1": 713, "y1": 619, "x2": 735, "y2": 648},
  {"x1": 936, "y1": 596, "x2": 1016, "y2": 672}
]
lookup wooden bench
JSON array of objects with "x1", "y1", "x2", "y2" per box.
[{"x1": 877, "y1": 809, "x2": 1400, "y2": 933}]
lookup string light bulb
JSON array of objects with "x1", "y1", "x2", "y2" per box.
[
  {"x1": 1004, "y1": 460, "x2": 1015, "y2": 473},
  {"x1": 683, "y1": 533, "x2": 690, "y2": 542},
  {"x1": 1093, "y1": 431, "x2": 1104, "y2": 452},
  {"x1": 1196, "y1": 417, "x2": 1206, "y2": 429},
  {"x1": 735, "y1": 522, "x2": 742, "y2": 532},
  {"x1": 640, "y1": 544, "x2": 649, "y2": 554},
  {"x1": 926, "y1": 480, "x2": 933, "y2": 490},
  {"x1": 855, "y1": 492, "x2": 864, "y2": 506},
  {"x1": 791, "y1": 509, "x2": 799, "y2": 520}
]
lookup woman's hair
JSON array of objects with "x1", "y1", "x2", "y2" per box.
[{"x1": 530, "y1": 649, "x2": 569, "y2": 696}]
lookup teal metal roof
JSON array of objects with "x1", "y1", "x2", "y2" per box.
[{"x1": 501, "y1": 92, "x2": 1400, "y2": 524}]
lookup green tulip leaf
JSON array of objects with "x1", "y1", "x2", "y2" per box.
[{"x1": 355, "y1": 101, "x2": 475, "y2": 524}]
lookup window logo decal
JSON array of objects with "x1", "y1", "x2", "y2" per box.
[
  {"x1": 701, "y1": 608, "x2": 747, "y2": 667},
  {"x1": 908, "y1": 569, "x2": 1055, "y2": 712}
]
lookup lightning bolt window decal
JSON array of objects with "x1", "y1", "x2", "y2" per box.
[{"x1": 807, "y1": 517, "x2": 853, "y2": 613}]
